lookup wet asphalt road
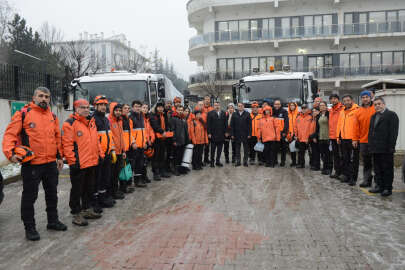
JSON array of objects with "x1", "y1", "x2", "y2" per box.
[{"x1": 0, "y1": 163, "x2": 404, "y2": 270}]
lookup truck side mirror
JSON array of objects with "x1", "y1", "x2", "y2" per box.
[
  {"x1": 232, "y1": 85, "x2": 237, "y2": 104},
  {"x1": 158, "y1": 81, "x2": 165, "y2": 98},
  {"x1": 311, "y1": 80, "x2": 319, "y2": 97},
  {"x1": 246, "y1": 86, "x2": 251, "y2": 93},
  {"x1": 62, "y1": 85, "x2": 70, "y2": 110}
]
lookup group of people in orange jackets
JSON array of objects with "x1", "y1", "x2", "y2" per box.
[{"x1": 1, "y1": 86, "x2": 399, "y2": 242}]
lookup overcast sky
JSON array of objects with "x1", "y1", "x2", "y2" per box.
[{"x1": 11, "y1": 0, "x2": 199, "y2": 80}]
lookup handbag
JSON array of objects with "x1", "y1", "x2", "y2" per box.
[
  {"x1": 254, "y1": 141, "x2": 264, "y2": 152},
  {"x1": 119, "y1": 160, "x2": 133, "y2": 181},
  {"x1": 289, "y1": 140, "x2": 297, "y2": 153}
]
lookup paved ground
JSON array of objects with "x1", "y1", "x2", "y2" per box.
[{"x1": 0, "y1": 163, "x2": 405, "y2": 270}]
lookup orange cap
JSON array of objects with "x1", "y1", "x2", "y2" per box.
[{"x1": 94, "y1": 95, "x2": 109, "y2": 105}]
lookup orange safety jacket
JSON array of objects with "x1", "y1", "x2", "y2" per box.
[
  {"x1": 353, "y1": 105, "x2": 376, "y2": 143},
  {"x1": 2, "y1": 102, "x2": 62, "y2": 165},
  {"x1": 287, "y1": 103, "x2": 299, "y2": 141},
  {"x1": 130, "y1": 112, "x2": 147, "y2": 149},
  {"x1": 328, "y1": 102, "x2": 344, "y2": 139},
  {"x1": 189, "y1": 118, "x2": 208, "y2": 145},
  {"x1": 250, "y1": 112, "x2": 262, "y2": 137},
  {"x1": 62, "y1": 113, "x2": 104, "y2": 169},
  {"x1": 294, "y1": 112, "x2": 313, "y2": 143},
  {"x1": 258, "y1": 114, "x2": 280, "y2": 143},
  {"x1": 108, "y1": 114, "x2": 125, "y2": 155},
  {"x1": 143, "y1": 113, "x2": 155, "y2": 145},
  {"x1": 93, "y1": 111, "x2": 114, "y2": 155},
  {"x1": 122, "y1": 115, "x2": 136, "y2": 152},
  {"x1": 336, "y1": 103, "x2": 359, "y2": 140}
]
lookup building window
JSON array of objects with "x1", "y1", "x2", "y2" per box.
[
  {"x1": 243, "y1": 58, "x2": 250, "y2": 75},
  {"x1": 259, "y1": 57, "x2": 267, "y2": 72},
  {"x1": 371, "y1": 52, "x2": 382, "y2": 73}
]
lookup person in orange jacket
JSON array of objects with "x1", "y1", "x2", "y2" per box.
[
  {"x1": 202, "y1": 96, "x2": 214, "y2": 165},
  {"x1": 258, "y1": 106, "x2": 280, "y2": 167},
  {"x1": 92, "y1": 95, "x2": 115, "y2": 211},
  {"x1": 123, "y1": 103, "x2": 143, "y2": 190},
  {"x1": 189, "y1": 109, "x2": 208, "y2": 170},
  {"x1": 2, "y1": 87, "x2": 66, "y2": 241},
  {"x1": 336, "y1": 94, "x2": 360, "y2": 186},
  {"x1": 62, "y1": 99, "x2": 104, "y2": 226},
  {"x1": 141, "y1": 103, "x2": 154, "y2": 181},
  {"x1": 287, "y1": 102, "x2": 299, "y2": 166},
  {"x1": 108, "y1": 102, "x2": 127, "y2": 199},
  {"x1": 248, "y1": 101, "x2": 263, "y2": 165},
  {"x1": 328, "y1": 94, "x2": 344, "y2": 179},
  {"x1": 354, "y1": 90, "x2": 376, "y2": 188},
  {"x1": 294, "y1": 104, "x2": 313, "y2": 168}
]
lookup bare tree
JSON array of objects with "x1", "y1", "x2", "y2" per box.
[
  {"x1": 198, "y1": 68, "x2": 227, "y2": 101},
  {"x1": 0, "y1": 0, "x2": 13, "y2": 43},
  {"x1": 57, "y1": 40, "x2": 102, "y2": 80},
  {"x1": 39, "y1": 21, "x2": 64, "y2": 44}
]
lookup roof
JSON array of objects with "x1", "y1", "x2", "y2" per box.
[
  {"x1": 243, "y1": 72, "x2": 314, "y2": 82},
  {"x1": 78, "y1": 72, "x2": 163, "y2": 83},
  {"x1": 362, "y1": 79, "x2": 405, "y2": 90}
]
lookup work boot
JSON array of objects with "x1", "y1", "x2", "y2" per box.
[
  {"x1": 232, "y1": 158, "x2": 236, "y2": 164},
  {"x1": 249, "y1": 159, "x2": 255, "y2": 165},
  {"x1": 82, "y1": 209, "x2": 102, "y2": 219},
  {"x1": 235, "y1": 161, "x2": 241, "y2": 167},
  {"x1": 135, "y1": 176, "x2": 147, "y2": 188},
  {"x1": 296, "y1": 164, "x2": 305, "y2": 169},
  {"x1": 381, "y1": 190, "x2": 392, "y2": 197},
  {"x1": 161, "y1": 170, "x2": 171, "y2": 178},
  {"x1": 321, "y1": 169, "x2": 331, "y2": 175},
  {"x1": 280, "y1": 162, "x2": 285, "y2": 167},
  {"x1": 243, "y1": 162, "x2": 248, "y2": 167},
  {"x1": 153, "y1": 173, "x2": 161, "y2": 181},
  {"x1": 359, "y1": 177, "x2": 372, "y2": 188},
  {"x1": 99, "y1": 194, "x2": 114, "y2": 208},
  {"x1": 338, "y1": 175, "x2": 349, "y2": 183},
  {"x1": 92, "y1": 195, "x2": 103, "y2": 214},
  {"x1": 330, "y1": 173, "x2": 340, "y2": 179},
  {"x1": 216, "y1": 162, "x2": 223, "y2": 167},
  {"x1": 258, "y1": 161, "x2": 264, "y2": 166},
  {"x1": 310, "y1": 167, "x2": 320, "y2": 171},
  {"x1": 72, "y1": 214, "x2": 88, "y2": 226},
  {"x1": 210, "y1": 161, "x2": 215, "y2": 168},
  {"x1": 369, "y1": 185, "x2": 382, "y2": 194},
  {"x1": 348, "y1": 180, "x2": 357, "y2": 186},
  {"x1": 47, "y1": 220, "x2": 68, "y2": 231},
  {"x1": 25, "y1": 226, "x2": 40, "y2": 241},
  {"x1": 225, "y1": 157, "x2": 230, "y2": 164},
  {"x1": 290, "y1": 162, "x2": 297, "y2": 167}
]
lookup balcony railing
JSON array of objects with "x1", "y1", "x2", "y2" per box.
[
  {"x1": 189, "y1": 64, "x2": 405, "y2": 84},
  {"x1": 189, "y1": 21, "x2": 405, "y2": 49}
]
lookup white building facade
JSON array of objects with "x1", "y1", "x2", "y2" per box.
[{"x1": 187, "y1": 0, "x2": 405, "y2": 100}]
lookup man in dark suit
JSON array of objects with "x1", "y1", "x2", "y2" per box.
[
  {"x1": 207, "y1": 101, "x2": 227, "y2": 167},
  {"x1": 368, "y1": 97, "x2": 399, "y2": 197},
  {"x1": 231, "y1": 103, "x2": 252, "y2": 167}
]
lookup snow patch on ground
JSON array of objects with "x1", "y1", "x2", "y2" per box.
[{"x1": 0, "y1": 163, "x2": 21, "y2": 179}]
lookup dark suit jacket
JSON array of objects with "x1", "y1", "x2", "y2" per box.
[
  {"x1": 207, "y1": 110, "x2": 227, "y2": 142},
  {"x1": 368, "y1": 109, "x2": 399, "y2": 154},
  {"x1": 230, "y1": 110, "x2": 252, "y2": 142}
]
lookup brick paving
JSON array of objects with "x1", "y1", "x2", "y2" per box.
[{"x1": 0, "y1": 165, "x2": 404, "y2": 270}]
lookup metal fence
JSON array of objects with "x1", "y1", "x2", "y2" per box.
[{"x1": 0, "y1": 63, "x2": 63, "y2": 104}]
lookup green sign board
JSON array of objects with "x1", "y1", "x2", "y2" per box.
[{"x1": 11, "y1": 101, "x2": 26, "y2": 117}]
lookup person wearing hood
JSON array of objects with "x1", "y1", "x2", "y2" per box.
[
  {"x1": 109, "y1": 102, "x2": 127, "y2": 199},
  {"x1": 150, "y1": 101, "x2": 173, "y2": 180},
  {"x1": 169, "y1": 105, "x2": 190, "y2": 175},
  {"x1": 207, "y1": 101, "x2": 227, "y2": 167},
  {"x1": 272, "y1": 99, "x2": 289, "y2": 167},
  {"x1": 336, "y1": 95, "x2": 360, "y2": 186},
  {"x1": 62, "y1": 99, "x2": 104, "y2": 226},
  {"x1": 287, "y1": 102, "x2": 299, "y2": 166},
  {"x1": 141, "y1": 103, "x2": 154, "y2": 182},
  {"x1": 354, "y1": 91, "x2": 376, "y2": 188},
  {"x1": 224, "y1": 103, "x2": 236, "y2": 164},
  {"x1": 190, "y1": 109, "x2": 208, "y2": 170},
  {"x1": 92, "y1": 95, "x2": 115, "y2": 211},
  {"x1": 328, "y1": 94, "x2": 344, "y2": 179},
  {"x1": 2, "y1": 87, "x2": 66, "y2": 241},
  {"x1": 121, "y1": 104, "x2": 138, "y2": 192},
  {"x1": 294, "y1": 104, "x2": 313, "y2": 168},
  {"x1": 129, "y1": 101, "x2": 148, "y2": 188},
  {"x1": 258, "y1": 106, "x2": 280, "y2": 167},
  {"x1": 202, "y1": 96, "x2": 214, "y2": 165},
  {"x1": 248, "y1": 101, "x2": 263, "y2": 165}
]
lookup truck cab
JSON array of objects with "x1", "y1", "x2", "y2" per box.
[
  {"x1": 64, "y1": 71, "x2": 182, "y2": 110},
  {"x1": 233, "y1": 71, "x2": 318, "y2": 107}
]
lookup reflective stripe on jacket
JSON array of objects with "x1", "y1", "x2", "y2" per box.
[{"x1": 250, "y1": 113, "x2": 262, "y2": 137}]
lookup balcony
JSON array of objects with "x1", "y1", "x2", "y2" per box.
[
  {"x1": 189, "y1": 64, "x2": 405, "y2": 85},
  {"x1": 189, "y1": 21, "x2": 405, "y2": 50},
  {"x1": 187, "y1": 0, "x2": 275, "y2": 16}
]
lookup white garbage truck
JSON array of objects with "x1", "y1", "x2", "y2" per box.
[
  {"x1": 232, "y1": 70, "x2": 319, "y2": 108},
  {"x1": 64, "y1": 71, "x2": 183, "y2": 110}
]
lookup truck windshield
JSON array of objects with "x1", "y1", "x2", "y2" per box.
[
  {"x1": 77, "y1": 80, "x2": 149, "y2": 104},
  {"x1": 244, "y1": 79, "x2": 302, "y2": 104}
]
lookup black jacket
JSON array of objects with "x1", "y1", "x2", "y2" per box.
[
  {"x1": 93, "y1": 111, "x2": 112, "y2": 154},
  {"x1": 272, "y1": 107, "x2": 289, "y2": 135},
  {"x1": 207, "y1": 110, "x2": 227, "y2": 142},
  {"x1": 368, "y1": 109, "x2": 399, "y2": 154},
  {"x1": 150, "y1": 112, "x2": 171, "y2": 136},
  {"x1": 169, "y1": 114, "x2": 189, "y2": 146},
  {"x1": 230, "y1": 110, "x2": 252, "y2": 141}
]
